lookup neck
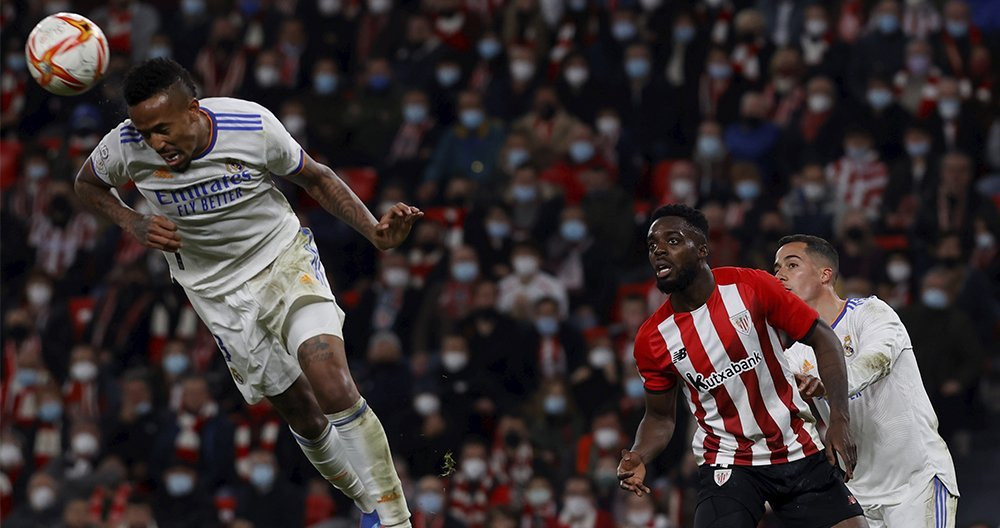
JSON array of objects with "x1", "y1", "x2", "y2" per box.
[
  {"x1": 811, "y1": 287, "x2": 845, "y2": 325},
  {"x1": 669, "y1": 264, "x2": 715, "y2": 312}
]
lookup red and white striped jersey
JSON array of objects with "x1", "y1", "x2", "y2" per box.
[{"x1": 633, "y1": 267, "x2": 824, "y2": 466}]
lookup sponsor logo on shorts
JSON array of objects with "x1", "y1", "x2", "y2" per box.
[
  {"x1": 714, "y1": 469, "x2": 731, "y2": 486},
  {"x1": 847, "y1": 494, "x2": 857, "y2": 505},
  {"x1": 230, "y1": 368, "x2": 245, "y2": 384}
]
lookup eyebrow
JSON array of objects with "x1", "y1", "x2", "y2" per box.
[{"x1": 648, "y1": 229, "x2": 683, "y2": 240}]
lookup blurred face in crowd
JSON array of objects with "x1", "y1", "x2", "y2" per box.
[
  {"x1": 940, "y1": 153, "x2": 972, "y2": 191},
  {"x1": 533, "y1": 87, "x2": 561, "y2": 119},
  {"x1": 162, "y1": 341, "x2": 191, "y2": 377},
  {"x1": 512, "y1": 245, "x2": 542, "y2": 278},
  {"x1": 563, "y1": 55, "x2": 590, "y2": 88},
  {"x1": 406, "y1": 14, "x2": 433, "y2": 45},
  {"x1": 806, "y1": 77, "x2": 835, "y2": 113},
  {"x1": 920, "y1": 270, "x2": 952, "y2": 309},
  {"x1": 533, "y1": 299, "x2": 560, "y2": 336},
  {"x1": 739, "y1": 92, "x2": 767, "y2": 123},
  {"x1": 511, "y1": 165, "x2": 540, "y2": 202},
  {"x1": 28, "y1": 472, "x2": 59, "y2": 511},
  {"x1": 774, "y1": 241, "x2": 836, "y2": 304},
  {"x1": 247, "y1": 450, "x2": 278, "y2": 491},
  {"x1": 485, "y1": 206, "x2": 512, "y2": 240},
  {"x1": 254, "y1": 51, "x2": 280, "y2": 88},
  {"x1": 591, "y1": 412, "x2": 621, "y2": 449},
  {"x1": 705, "y1": 49, "x2": 732, "y2": 80},
  {"x1": 366, "y1": 58, "x2": 393, "y2": 91},
  {"x1": 610, "y1": 10, "x2": 638, "y2": 42},
  {"x1": 595, "y1": 108, "x2": 621, "y2": 137},
  {"x1": 525, "y1": 476, "x2": 554, "y2": 507},
  {"x1": 562, "y1": 477, "x2": 595, "y2": 517},
  {"x1": 695, "y1": 121, "x2": 725, "y2": 160},
  {"x1": 415, "y1": 475, "x2": 446, "y2": 514},
  {"x1": 450, "y1": 245, "x2": 480, "y2": 283},
  {"x1": 368, "y1": 332, "x2": 402, "y2": 364},
  {"x1": 559, "y1": 206, "x2": 588, "y2": 243},
  {"x1": 731, "y1": 163, "x2": 762, "y2": 202},
  {"x1": 622, "y1": 493, "x2": 656, "y2": 527},
  {"x1": 460, "y1": 442, "x2": 488, "y2": 480},
  {"x1": 402, "y1": 90, "x2": 430, "y2": 124},
  {"x1": 843, "y1": 131, "x2": 873, "y2": 160},
  {"x1": 770, "y1": 49, "x2": 802, "y2": 93},
  {"x1": 903, "y1": 127, "x2": 932, "y2": 158},
  {"x1": 935, "y1": 234, "x2": 964, "y2": 267},
  {"x1": 673, "y1": 13, "x2": 696, "y2": 44},
  {"x1": 509, "y1": 46, "x2": 536, "y2": 83},
  {"x1": 70, "y1": 422, "x2": 101, "y2": 460},
  {"x1": 380, "y1": 252, "x2": 410, "y2": 289},
  {"x1": 163, "y1": 465, "x2": 197, "y2": 497},
  {"x1": 624, "y1": 44, "x2": 651, "y2": 80},
  {"x1": 937, "y1": 77, "x2": 962, "y2": 119},
  {"x1": 503, "y1": 132, "x2": 531, "y2": 172},
  {"x1": 873, "y1": 0, "x2": 901, "y2": 34},
  {"x1": 440, "y1": 334, "x2": 469, "y2": 373},
  {"x1": 797, "y1": 164, "x2": 827, "y2": 201},
  {"x1": 435, "y1": 58, "x2": 462, "y2": 88},
  {"x1": 906, "y1": 39, "x2": 932, "y2": 75},
  {"x1": 62, "y1": 498, "x2": 92, "y2": 528},
  {"x1": 567, "y1": 125, "x2": 595, "y2": 164},
  {"x1": 122, "y1": 377, "x2": 153, "y2": 417},
  {"x1": 734, "y1": 8, "x2": 765, "y2": 42},
  {"x1": 866, "y1": 78, "x2": 895, "y2": 111},
  {"x1": 803, "y1": 5, "x2": 829, "y2": 36},
  {"x1": 312, "y1": 59, "x2": 340, "y2": 95},
  {"x1": 69, "y1": 345, "x2": 99, "y2": 383},
  {"x1": 458, "y1": 91, "x2": 486, "y2": 130},
  {"x1": 668, "y1": 161, "x2": 697, "y2": 200},
  {"x1": 24, "y1": 272, "x2": 53, "y2": 310},
  {"x1": 180, "y1": 376, "x2": 211, "y2": 414},
  {"x1": 943, "y1": 0, "x2": 970, "y2": 38}
]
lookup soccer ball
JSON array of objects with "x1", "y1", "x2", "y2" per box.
[{"x1": 25, "y1": 13, "x2": 109, "y2": 96}]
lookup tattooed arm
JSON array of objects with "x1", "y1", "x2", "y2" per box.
[{"x1": 285, "y1": 153, "x2": 422, "y2": 251}]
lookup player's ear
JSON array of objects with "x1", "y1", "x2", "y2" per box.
[
  {"x1": 698, "y1": 242, "x2": 710, "y2": 259},
  {"x1": 187, "y1": 97, "x2": 200, "y2": 118},
  {"x1": 820, "y1": 267, "x2": 833, "y2": 285}
]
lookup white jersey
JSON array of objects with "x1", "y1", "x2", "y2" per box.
[
  {"x1": 784, "y1": 296, "x2": 958, "y2": 506},
  {"x1": 87, "y1": 97, "x2": 303, "y2": 297}
]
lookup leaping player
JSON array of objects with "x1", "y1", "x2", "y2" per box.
[
  {"x1": 775, "y1": 235, "x2": 958, "y2": 527},
  {"x1": 75, "y1": 58, "x2": 417, "y2": 528}
]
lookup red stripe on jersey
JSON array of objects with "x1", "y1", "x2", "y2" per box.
[
  {"x1": 706, "y1": 294, "x2": 790, "y2": 464},
  {"x1": 675, "y1": 312, "x2": 756, "y2": 465},
  {"x1": 745, "y1": 290, "x2": 820, "y2": 458}
]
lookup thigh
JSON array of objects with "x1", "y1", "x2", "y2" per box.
[
  {"x1": 696, "y1": 465, "x2": 766, "y2": 524},
  {"x1": 883, "y1": 477, "x2": 957, "y2": 528},
  {"x1": 771, "y1": 452, "x2": 865, "y2": 528},
  {"x1": 693, "y1": 496, "x2": 758, "y2": 528}
]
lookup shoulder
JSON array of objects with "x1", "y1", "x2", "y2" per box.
[
  {"x1": 713, "y1": 266, "x2": 775, "y2": 289},
  {"x1": 637, "y1": 301, "x2": 674, "y2": 338},
  {"x1": 200, "y1": 97, "x2": 271, "y2": 115},
  {"x1": 849, "y1": 296, "x2": 900, "y2": 322}
]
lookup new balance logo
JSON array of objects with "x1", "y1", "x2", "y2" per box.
[
  {"x1": 671, "y1": 348, "x2": 688, "y2": 362},
  {"x1": 684, "y1": 352, "x2": 763, "y2": 391}
]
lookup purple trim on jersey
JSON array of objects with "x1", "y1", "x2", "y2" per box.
[
  {"x1": 217, "y1": 126, "x2": 264, "y2": 131},
  {"x1": 192, "y1": 107, "x2": 218, "y2": 160},
  {"x1": 290, "y1": 149, "x2": 305, "y2": 175}
]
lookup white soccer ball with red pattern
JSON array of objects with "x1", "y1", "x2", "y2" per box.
[{"x1": 25, "y1": 12, "x2": 109, "y2": 96}]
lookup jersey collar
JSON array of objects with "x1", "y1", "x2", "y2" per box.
[{"x1": 192, "y1": 107, "x2": 217, "y2": 160}]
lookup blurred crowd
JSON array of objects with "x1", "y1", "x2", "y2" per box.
[{"x1": 2, "y1": 0, "x2": 1000, "y2": 526}]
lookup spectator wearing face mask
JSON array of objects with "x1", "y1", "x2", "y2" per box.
[
  {"x1": 797, "y1": 4, "x2": 851, "y2": 88},
  {"x1": 569, "y1": 333, "x2": 620, "y2": 420},
  {"x1": 557, "y1": 475, "x2": 614, "y2": 528},
  {"x1": 574, "y1": 410, "x2": 626, "y2": 478},
  {"x1": 19, "y1": 270, "x2": 73, "y2": 382},
  {"x1": 348, "y1": 252, "x2": 423, "y2": 354},
  {"x1": 916, "y1": 151, "x2": 995, "y2": 240},
  {"x1": 105, "y1": 371, "x2": 160, "y2": 477},
  {"x1": 723, "y1": 91, "x2": 780, "y2": 179},
  {"x1": 857, "y1": 76, "x2": 909, "y2": 159},
  {"x1": 412, "y1": 245, "x2": 483, "y2": 353},
  {"x1": 893, "y1": 38, "x2": 943, "y2": 117},
  {"x1": 826, "y1": 127, "x2": 889, "y2": 220},
  {"x1": 512, "y1": 87, "x2": 581, "y2": 170},
  {"x1": 780, "y1": 163, "x2": 836, "y2": 239},
  {"x1": 301, "y1": 59, "x2": 349, "y2": 154},
  {"x1": 525, "y1": 381, "x2": 583, "y2": 477},
  {"x1": 776, "y1": 76, "x2": 848, "y2": 176},
  {"x1": 62, "y1": 344, "x2": 104, "y2": 421},
  {"x1": 358, "y1": 331, "x2": 414, "y2": 439},
  {"x1": 423, "y1": 91, "x2": 506, "y2": 200},
  {"x1": 504, "y1": 164, "x2": 564, "y2": 244},
  {"x1": 615, "y1": 42, "x2": 671, "y2": 159},
  {"x1": 393, "y1": 14, "x2": 444, "y2": 90},
  {"x1": 465, "y1": 205, "x2": 514, "y2": 280},
  {"x1": 241, "y1": 50, "x2": 291, "y2": 111},
  {"x1": 886, "y1": 124, "x2": 940, "y2": 213},
  {"x1": 557, "y1": 53, "x2": 604, "y2": 125},
  {"x1": 921, "y1": 77, "x2": 984, "y2": 161},
  {"x1": 50, "y1": 420, "x2": 102, "y2": 484},
  {"x1": 542, "y1": 125, "x2": 617, "y2": 206},
  {"x1": 933, "y1": 0, "x2": 981, "y2": 78},
  {"x1": 5, "y1": 471, "x2": 63, "y2": 526},
  {"x1": 498, "y1": 244, "x2": 569, "y2": 320},
  {"x1": 413, "y1": 475, "x2": 464, "y2": 528},
  {"x1": 546, "y1": 206, "x2": 613, "y2": 313},
  {"x1": 931, "y1": 232, "x2": 999, "y2": 348},
  {"x1": 899, "y1": 267, "x2": 984, "y2": 448},
  {"x1": 28, "y1": 183, "x2": 97, "y2": 283},
  {"x1": 847, "y1": 0, "x2": 907, "y2": 99},
  {"x1": 428, "y1": 55, "x2": 466, "y2": 127},
  {"x1": 468, "y1": 31, "x2": 506, "y2": 93},
  {"x1": 662, "y1": 11, "x2": 708, "y2": 99},
  {"x1": 728, "y1": 9, "x2": 774, "y2": 86},
  {"x1": 448, "y1": 440, "x2": 501, "y2": 528},
  {"x1": 485, "y1": 45, "x2": 542, "y2": 123},
  {"x1": 234, "y1": 450, "x2": 304, "y2": 527},
  {"x1": 697, "y1": 47, "x2": 749, "y2": 127},
  {"x1": 490, "y1": 415, "x2": 535, "y2": 491},
  {"x1": 192, "y1": 18, "x2": 246, "y2": 98},
  {"x1": 527, "y1": 297, "x2": 586, "y2": 382},
  {"x1": 591, "y1": 108, "x2": 639, "y2": 192},
  {"x1": 343, "y1": 58, "x2": 403, "y2": 165},
  {"x1": 520, "y1": 475, "x2": 558, "y2": 528},
  {"x1": 153, "y1": 461, "x2": 220, "y2": 527},
  {"x1": 876, "y1": 252, "x2": 916, "y2": 308}
]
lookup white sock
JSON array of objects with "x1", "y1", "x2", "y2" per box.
[
  {"x1": 329, "y1": 399, "x2": 411, "y2": 527},
  {"x1": 292, "y1": 423, "x2": 376, "y2": 513}
]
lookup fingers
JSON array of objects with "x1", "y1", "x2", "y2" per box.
[
  {"x1": 838, "y1": 445, "x2": 856, "y2": 482},
  {"x1": 825, "y1": 446, "x2": 837, "y2": 468},
  {"x1": 147, "y1": 234, "x2": 181, "y2": 252},
  {"x1": 618, "y1": 478, "x2": 651, "y2": 496},
  {"x1": 151, "y1": 215, "x2": 178, "y2": 231}
]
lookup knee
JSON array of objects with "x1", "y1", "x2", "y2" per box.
[{"x1": 289, "y1": 412, "x2": 329, "y2": 440}]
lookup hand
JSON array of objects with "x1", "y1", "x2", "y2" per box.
[
  {"x1": 617, "y1": 449, "x2": 651, "y2": 496},
  {"x1": 940, "y1": 379, "x2": 962, "y2": 397},
  {"x1": 794, "y1": 373, "x2": 826, "y2": 398},
  {"x1": 824, "y1": 416, "x2": 857, "y2": 482},
  {"x1": 373, "y1": 202, "x2": 423, "y2": 250},
  {"x1": 128, "y1": 214, "x2": 182, "y2": 252}
]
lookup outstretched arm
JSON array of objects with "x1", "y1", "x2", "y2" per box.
[
  {"x1": 618, "y1": 384, "x2": 678, "y2": 496},
  {"x1": 284, "y1": 153, "x2": 422, "y2": 250}
]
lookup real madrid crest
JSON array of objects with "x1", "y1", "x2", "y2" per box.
[
  {"x1": 843, "y1": 335, "x2": 855, "y2": 357},
  {"x1": 226, "y1": 159, "x2": 245, "y2": 173},
  {"x1": 230, "y1": 368, "x2": 245, "y2": 384}
]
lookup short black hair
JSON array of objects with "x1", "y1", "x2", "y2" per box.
[
  {"x1": 123, "y1": 58, "x2": 197, "y2": 107},
  {"x1": 650, "y1": 203, "x2": 709, "y2": 239},
  {"x1": 777, "y1": 234, "x2": 840, "y2": 277}
]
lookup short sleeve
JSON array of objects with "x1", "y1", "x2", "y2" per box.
[
  {"x1": 633, "y1": 322, "x2": 677, "y2": 393},
  {"x1": 748, "y1": 269, "x2": 820, "y2": 342},
  {"x1": 86, "y1": 129, "x2": 129, "y2": 186},
  {"x1": 261, "y1": 108, "x2": 305, "y2": 177}
]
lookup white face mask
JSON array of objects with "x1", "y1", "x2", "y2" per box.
[
  {"x1": 255, "y1": 66, "x2": 280, "y2": 87},
  {"x1": 526, "y1": 487, "x2": 552, "y2": 506},
  {"x1": 563, "y1": 496, "x2": 592, "y2": 517},
  {"x1": 670, "y1": 178, "x2": 695, "y2": 198},
  {"x1": 512, "y1": 255, "x2": 539, "y2": 277},
  {"x1": 462, "y1": 458, "x2": 487, "y2": 480},
  {"x1": 510, "y1": 60, "x2": 536, "y2": 82},
  {"x1": 26, "y1": 284, "x2": 53, "y2": 307},
  {"x1": 71, "y1": 361, "x2": 98, "y2": 382},
  {"x1": 442, "y1": 351, "x2": 469, "y2": 373},
  {"x1": 367, "y1": 0, "x2": 391, "y2": 14},
  {"x1": 413, "y1": 393, "x2": 441, "y2": 416},
  {"x1": 564, "y1": 66, "x2": 589, "y2": 87},
  {"x1": 805, "y1": 19, "x2": 827, "y2": 36},
  {"x1": 593, "y1": 427, "x2": 619, "y2": 449},
  {"x1": 626, "y1": 509, "x2": 654, "y2": 526},
  {"x1": 886, "y1": 261, "x2": 911, "y2": 282},
  {"x1": 0, "y1": 443, "x2": 23, "y2": 467},
  {"x1": 383, "y1": 267, "x2": 410, "y2": 288},
  {"x1": 596, "y1": 116, "x2": 620, "y2": 136},
  {"x1": 801, "y1": 182, "x2": 825, "y2": 200},
  {"x1": 976, "y1": 232, "x2": 995, "y2": 249},
  {"x1": 588, "y1": 347, "x2": 615, "y2": 368},
  {"x1": 807, "y1": 94, "x2": 833, "y2": 113},
  {"x1": 72, "y1": 432, "x2": 99, "y2": 457},
  {"x1": 29, "y1": 486, "x2": 56, "y2": 511}
]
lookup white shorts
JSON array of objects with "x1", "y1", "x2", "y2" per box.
[
  {"x1": 186, "y1": 228, "x2": 346, "y2": 404},
  {"x1": 864, "y1": 476, "x2": 958, "y2": 528}
]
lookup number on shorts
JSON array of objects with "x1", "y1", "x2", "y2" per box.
[{"x1": 213, "y1": 334, "x2": 232, "y2": 362}]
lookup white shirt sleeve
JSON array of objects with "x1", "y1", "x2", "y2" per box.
[
  {"x1": 845, "y1": 297, "x2": 911, "y2": 395},
  {"x1": 261, "y1": 107, "x2": 304, "y2": 176},
  {"x1": 86, "y1": 128, "x2": 129, "y2": 186}
]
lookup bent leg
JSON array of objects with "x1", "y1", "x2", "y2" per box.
[
  {"x1": 268, "y1": 374, "x2": 374, "y2": 513},
  {"x1": 290, "y1": 302, "x2": 410, "y2": 527}
]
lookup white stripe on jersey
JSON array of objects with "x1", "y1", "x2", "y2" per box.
[
  {"x1": 718, "y1": 284, "x2": 824, "y2": 459},
  {"x1": 658, "y1": 316, "x2": 742, "y2": 465}
]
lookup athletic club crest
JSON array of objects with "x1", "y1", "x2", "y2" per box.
[
  {"x1": 730, "y1": 310, "x2": 752, "y2": 336},
  {"x1": 714, "y1": 468, "x2": 732, "y2": 486}
]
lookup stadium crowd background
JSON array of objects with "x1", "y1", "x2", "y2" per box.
[{"x1": 2, "y1": 0, "x2": 999, "y2": 526}]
